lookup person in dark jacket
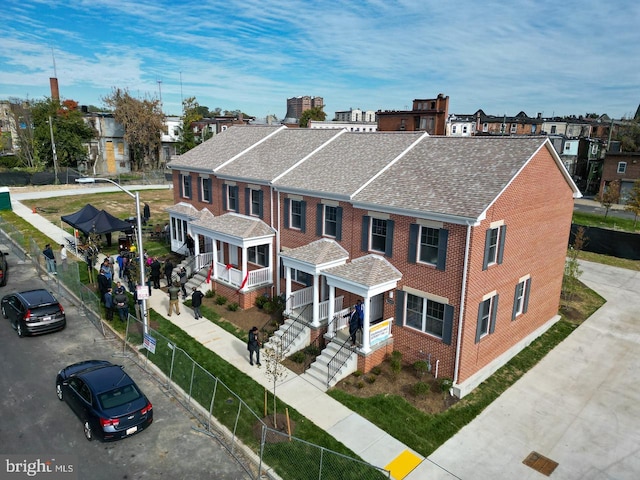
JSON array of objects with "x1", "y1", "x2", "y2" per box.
[
  {"x1": 191, "y1": 287, "x2": 204, "y2": 319},
  {"x1": 247, "y1": 326, "x2": 261, "y2": 366},
  {"x1": 164, "y1": 258, "x2": 174, "y2": 287},
  {"x1": 114, "y1": 290, "x2": 128, "y2": 321},
  {"x1": 150, "y1": 257, "x2": 162, "y2": 289},
  {"x1": 104, "y1": 287, "x2": 114, "y2": 321},
  {"x1": 178, "y1": 267, "x2": 188, "y2": 298},
  {"x1": 97, "y1": 272, "x2": 111, "y2": 304},
  {"x1": 43, "y1": 244, "x2": 56, "y2": 274},
  {"x1": 185, "y1": 233, "x2": 195, "y2": 256}
]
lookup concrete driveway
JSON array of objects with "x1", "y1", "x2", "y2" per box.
[{"x1": 408, "y1": 261, "x2": 640, "y2": 480}]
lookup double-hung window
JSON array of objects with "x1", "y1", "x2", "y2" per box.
[
  {"x1": 316, "y1": 204, "x2": 342, "y2": 240},
  {"x1": 245, "y1": 188, "x2": 263, "y2": 218},
  {"x1": 248, "y1": 245, "x2": 268, "y2": 267},
  {"x1": 362, "y1": 215, "x2": 394, "y2": 256},
  {"x1": 408, "y1": 224, "x2": 448, "y2": 270},
  {"x1": 180, "y1": 173, "x2": 192, "y2": 199},
  {"x1": 475, "y1": 293, "x2": 499, "y2": 343},
  {"x1": 200, "y1": 177, "x2": 212, "y2": 203},
  {"x1": 512, "y1": 277, "x2": 531, "y2": 320},
  {"x1": 483, "y1": 224, "x2": 506, "y2": 270},
  {"x1": 617, "y1": 162, "x2": 627, "y2": 174},
  {"x1": 395, "y1": 291, "x2": 454, "y2": 344},
  {"x1": 292, "y1": 269, "x2": 312, "y2": 286},
  {"x1": 286, "y1": 199, "x2": 306, "y2": 231},
  {"x1": 223, "y1": 184, "x2": 239, "y2": 212}
]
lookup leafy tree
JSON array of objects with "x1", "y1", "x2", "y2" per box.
[
  {"x1": 102, "y1": 88, "x2": 164, "y2": 171},
  {"x1": 194, "y1": 105, "x2": 210, "y2": 118},
  {"x1": 624, "y1": 179, "x2": 640, "y2": 228},
  {"x1": 31, "y1": 97, "x2": 94, "y2": 169},
  {"x1": 177, "y1": 96, "x2": 203, "y2": 154},
  {"x1": 597, "y1": 179, "x2": 621, "y2": 219},
  {"x1": 299, "y1": 106, "x2": 326, "y2": 128},
  {"x1": 6, "y1": 98, "x2": 36, "y2": 168}
]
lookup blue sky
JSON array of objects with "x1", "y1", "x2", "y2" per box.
[{"x1": 2, "y1": 0, "x2": 639, "y2": 120}]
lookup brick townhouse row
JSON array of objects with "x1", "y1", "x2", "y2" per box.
[{"x1": 166, "y1": 125, "x2": 580, "y2": 397}]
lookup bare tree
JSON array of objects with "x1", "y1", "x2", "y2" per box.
[
  {"x1": 102, "y1": 88, "x2": 164, "y2": 171},
  {"x1": 563, "y1": 226, "x2": 587, "y2": 303},
  {"x1": 7, "y1": 98, "x2": 36, "y2": 168},
  {"x1": 597, "y1": 179, "x2": 621, "y2": 219},
  {"x1": 624, "y1": 179, "x2": 640, "y2": 228},
  {"x1": 262, "y1": 336, "x2": 289, "y2": 429}
]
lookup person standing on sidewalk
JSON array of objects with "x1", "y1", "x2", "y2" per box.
[
  {"x1": 178, "y1": 267, "x2": 188, "y2": 298},
  {"x1": 168, "y1": 281, "x2": 181, "y2": 316},
  {"x1": 150, "y1": 257, "x2": 162, "y2": 289},
  {"x1": 114, "y1": 289, "x2": 128, "y2": 322},
  {"x1": 164, "y1": 258, "x2": 174, "y2": 287},
  {"x1": 43, "y1": 244, "x2": 56, "y2": 274},
  {"x1": 191, "y1": 287, "x2": 204, "y2": 319},
  {"x1": 247, "y1": 326, "x2": 261, "y2": 366},
  {"x1": 59, "y1": 244, "x2": 68, "y2": 271}
]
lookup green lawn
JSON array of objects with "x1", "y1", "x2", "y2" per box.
[{"x1": 573, "y1": 211, "x2": 639, "y2": 232}]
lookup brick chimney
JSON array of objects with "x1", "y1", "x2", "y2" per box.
[{"x1": 49, "y1": 77, "x2": 60, "y2": 102}]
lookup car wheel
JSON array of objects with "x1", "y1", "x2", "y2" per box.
[
  {"x1": 83, "y1": 421, "x2": 93, "y2": 441},
  {"x1": 56, "y1": 383, "x2": 63, "y2": 401},
  {"x1": 16, "y1": 322, "x2": 25, "y2": 338}
]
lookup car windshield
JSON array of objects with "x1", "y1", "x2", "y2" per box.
[{"x1": 98, "y1": 384, "x2": 142, "y2": 409}]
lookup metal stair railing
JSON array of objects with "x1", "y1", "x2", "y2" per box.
[
  {"x1": 277, "y1": 303, "x2": 312, "y2": 353},
  {"x1": 327, "y1": 338, "x2": 354, "y2": 388}
]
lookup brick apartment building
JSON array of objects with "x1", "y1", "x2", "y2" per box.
[
  {"x1": 376, "y1": 94, "x2": 449, "y2": 135},
  {"x1": 284, "y1": 96, "x2": 324, "y2": 121},
  {"x1": 599, "y1": 151, "x2": 640, "y2": 202},
  {"x1": 167, "y1": 125, "x2": 580, "y2": 397}
]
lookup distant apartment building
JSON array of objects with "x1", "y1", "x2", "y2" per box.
[
  {"x1": 376, "y1": 94, "x2": 449, "y2": 135},
  {"x1": 284, "y1": 96, "x2": 324, "y2": 122},
  {"x1": 334, "y1": 108, "x2": 376, "y2": 123}
]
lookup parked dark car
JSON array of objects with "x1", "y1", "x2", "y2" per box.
[
  {"x1": 0, "y1": 250, "x2": 7, "y2": 286},
  {"x1": 56, "y1": 360, "x2": 153, "y2": 441},
  {"x1": 1, "y1": 288, "x2": 66, "y2": 336}
]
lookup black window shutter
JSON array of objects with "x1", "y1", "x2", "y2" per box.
[
  {"x1": 442, "y1": 304, "x2": 454, "y2": 345},
  {"x1": 300, "y1": 201, "x2": 307, "y2": 233},
  {"x1": 408, "y1": 224, "x2": 419, "y2": 263},
  {"x1": 284, "y1": 199, "x2": 290, "y2": 228},
  {"x1": 482, "y1": 228, "x2": 492, "y2": 271},
  {"x1": 497, "y1": 225, "x2": 507, "y2": 265},
  {"x1": 385, "y1": 220, "x2": 394, "y2": 257},
  {"x1": 523, "y1": 278, "x2": 531, "y2": 314},
  {"x1": 395, "y1": 290, "x2": 405, "y2": 326},
  {"x1": 361, "y1": 216, "x2": 371, "y2": 252},
  {"x1": 244, "y1": 188, "x2": 250, "y2": 215},
  {"x1": 316, "y1": 204, "x2": 323, "y2": 236},
  {"x1": 258, "y1": 190, "x2": 264, "y2": 219},
  {"x1": 436, "y1": 229, "x2": 449, "y2": 271},
  {"x1": 335, "y1": 206, "x2": 343, "y2": 241},
  {"x1": 489, "y1": 294, "x2": 499, "y2": 333},
  {"x1": 222, "y1": 184, "x2": 228, "y2": 210},
  {"x1": 475, "y1": 302, "x2": 484, "y2": 343},
  {"x1": 197, "y1": 177, "x2": 202, "y2": 202},
  {"x1": 207, "y1": 179, "x2": 213, "y2": 204},
  {"x1": 233, "y1": 186, "x2": 239, "y2": 212},
  {"x1": 187, "y1": 175, "x2": 192, "y2": 199},
  {"x1": 511, "y1": 285, "x2": 519, "y2": 321}
]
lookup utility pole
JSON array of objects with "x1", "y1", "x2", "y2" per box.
[
  {"x1": 157, "y1": 80, "x2": 163, "y2": 111},
  {"x1": 48, "y1": 115, "x2": 59, "y2": 185}
]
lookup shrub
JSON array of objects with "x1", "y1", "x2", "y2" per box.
[
  {"x1": 304, "y1": 345, "x2": 320, "y2": 356},
  {"x1": 353, "y1": 370, "x2": 363, "y2": 377},
  {"x1": 227, "y1": 302, "x2": 239, "y2": 311},
  {"x1": 389, "y1": 350, "x2": 402, "y2": 375},
  {"x1": 215, "y1": 294, "x2": 227, "y2": 305},
  {"x1": 364, "y1": 375, "x2": 376, "y2": 384},
  {"x1": 439, "y1": 377, "x2": 453, "y2": 392},
  {"x1": 370, "y1": 366, "x2": 382, "y2": 376},
  {"x1": 263, "y1": 301, "x2": 275, "y2": 314},
  {"x1": 356, "y1": 381, "x2": 365, "y2": 389},
  {"x1": 290, "y1": 351, "x2": 306, "y2": 364},
  {"x1": 412, "y1": 381, "x2": 430, "y2": 396},
  {"x1": 413, "y1": 360, "x2": 430, "y2": 378},
  {"x1": 255, "y1": 294, "x2": 269, "y2": 309},
  {"x1": 205, "y1": 290, "x2": 215, "y2": 298}
]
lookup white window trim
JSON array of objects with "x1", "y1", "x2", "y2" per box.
[{"x1": 617, "y1": 162, "x2": 627, "y2": 174}]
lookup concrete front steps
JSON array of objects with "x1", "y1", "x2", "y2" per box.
[
  {"x1": 263, "y1": 317, "x2": 310, "y2": 355},
  {"x1": 301, "y1": 331, "x2": 358, "y2": 391}
]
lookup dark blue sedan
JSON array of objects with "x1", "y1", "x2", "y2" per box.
[{"x1": 56, "y1": 360, "x2": 153, "y2": 441}]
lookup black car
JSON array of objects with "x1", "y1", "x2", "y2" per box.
[
  {"x1": 1, "y1": 289, "x2": 66, "y2": 337},
  {"x1": 56, "y1": 360, "x2": 153, "y2": 441},
  {"x1": 0, "y1": 249, "x2": 7, "y2": 286}
]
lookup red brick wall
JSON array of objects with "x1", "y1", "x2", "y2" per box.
[
  {"x1": 457, "y1": 146, "x2": 574, "y2": 383},
  {"x1": 599, "y1": 153, "x2": 640, "y2": 198}
]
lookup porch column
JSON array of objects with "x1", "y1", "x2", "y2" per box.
[
  {"x1": 211, "y1": 240, "x2": 219, "y2": 288},
  {"x1": 360, "y1": 296, "x2": 372, "y2": 353},
  {"x1": 285, "y1": 266, "x2": 292, "y2": 314},
  {"x1": 327, "y1": 286, "x2": 336, "y2": 337},
  {"x1": 194, "y1": 234, "x2": 200, "y2": 256},
  {"x1": 311, "y1": 273, "x2": 320, "y2": 327},
  {"x1": 240, "y1": 245, "x2": 248, "y2": 292},
  {"x1": 268, "y1": 242, "x2": 274, "y2": 284}
]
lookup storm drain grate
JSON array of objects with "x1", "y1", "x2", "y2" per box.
[{"x1": 523, "y1": 451, "x2": 559, "y2": 476}]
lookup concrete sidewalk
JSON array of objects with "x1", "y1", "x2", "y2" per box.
[{"x1": 9, "y1": 187, "x2": 423, "y2": 479}]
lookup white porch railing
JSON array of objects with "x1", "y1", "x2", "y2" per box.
[
  {"x1": 196, "y1": 252, "x2": 215, "y2": 271},
  {"x1": 333, "y1": 307, "x2": 351, "y2": 332},
  {"x1": 288, "y1": 286, "x2": 314, "y2": 311},
  {"x1": 319, "y1": 296, "x2": 344, "y2": 321},
  {"x1": 214, "y1": 261, "x2": 271, "y2": 289}
]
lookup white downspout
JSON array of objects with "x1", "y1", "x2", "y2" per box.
[
  {"x1": 453, "y1": 223, "x2": 472, "y2": 386},
  {"x1": 273, "y1": 186, "x2": 281, "y2": 297}
]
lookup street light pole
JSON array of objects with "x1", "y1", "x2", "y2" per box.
[{"x1": 76, "y1": 177, "x2": 148, "y2": 335}]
